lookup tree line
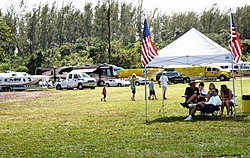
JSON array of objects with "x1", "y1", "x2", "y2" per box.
[{"x1": 0, "y1": 0, "x2": 250, "y2": 74}]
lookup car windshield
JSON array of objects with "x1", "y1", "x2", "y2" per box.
[{"x1": 79, "y1": 73, "x2": 91, "y2": 78}]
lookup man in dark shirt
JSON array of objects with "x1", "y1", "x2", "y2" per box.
[{"x1": 180, "y1": 81, "x2": 199, "y2": 108}]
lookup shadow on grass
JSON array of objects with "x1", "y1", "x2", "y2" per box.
[{"x1": 146, "y1": 113, "x2": 249, "y2": 124}]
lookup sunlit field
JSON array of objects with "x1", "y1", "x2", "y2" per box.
[{"x1": 0, "y1": 78, "x2": 249, "y2": 157}]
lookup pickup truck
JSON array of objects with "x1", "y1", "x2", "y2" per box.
[{"x1": 55, "y1": 72, "x2": 96, "y2": 90}]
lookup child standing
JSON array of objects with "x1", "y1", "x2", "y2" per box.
[
  {"x1": 148, "y1": 78, "x2": 157, "y2": 100},
  {"x1": 101, "y1": 85, "x2": 107, "y2": 102}
]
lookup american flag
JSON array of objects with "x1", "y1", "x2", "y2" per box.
[
  {"x1": 230, "y1": 12, "x2": 243, "y2": 63},
  {"x1": 141, "y1": 19, "x2": 158, "y2": 67}
]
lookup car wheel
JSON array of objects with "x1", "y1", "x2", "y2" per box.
[
  {"x1": 183, "y1": 79, "x2": 187, "y2": 84},
  {"x1": 98, "y1": 80, "x2": 105, "y2": 86},
  {"x1": 56, "y1": 85, "x2": 62, "y2": 90},
  {"x1": 118, "y1": 83, "x2": 122, "y2": 87},
  {"x1": 106, "y1": 83, "x2": 110, "y2": 87},
  {"x1": 135, "y1": 81, "x2": 140, "y2": 86},
  {"x1": 78, "y1": 84, "x2": 83, "y2": 90},
  {"x1": 219, "y1": 75, "x2": 226, "y2": 81}
]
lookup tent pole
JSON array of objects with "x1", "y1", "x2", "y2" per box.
[
  {"x1": 161, "y1": 66, "x2": 164, "y2": 116},
  {"x1": 239, "y1": 63, "x2": 243, "y2": 111}
]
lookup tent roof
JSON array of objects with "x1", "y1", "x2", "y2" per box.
[{"x1": 147, "y1": 28, "x2": 232, "y2": 67}]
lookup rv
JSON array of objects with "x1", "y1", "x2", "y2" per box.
[{"x1": 36, "y1": 64, "x2": 119, "y2": 86}]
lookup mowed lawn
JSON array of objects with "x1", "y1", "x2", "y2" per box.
[{"x1": 0, "y1": 79, "x2": 250, "y2": 157}]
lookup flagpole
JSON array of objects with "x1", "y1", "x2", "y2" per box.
[
  {"x1": 144, "y1": 66, "x2": 148, "y2": 122},
  {"x1": 231, "y1": 59, "x2": 237, "y2": 118},
  {"x1": 230, "y1": 12, "x2": 237, "y2": 118},
  {"x1": 141, "y1": 18, "x2": 159, "y2": 122}
]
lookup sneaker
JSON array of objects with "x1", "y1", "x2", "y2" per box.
[
  {"x1": 104, "y1": 100, "x2": 106, "y2": 102},
  {"x1": 184, "y1": 115, "x2": 193, "y2": 121},
  {"x1": 148, "y1": 97, "x2": 151, "y2": 100},
  {"x1": 180, "y1": 103, "x2": 189, "y2": 108},
  {"x1": 188, "y1": 104, "x2": 196, "y2": 108},
  {"x1": 101, "y1": 98, "x2": 103, "y2": 101},
  {"x1": 164, "y1": 97, "x2": 167, "y2": 100}
]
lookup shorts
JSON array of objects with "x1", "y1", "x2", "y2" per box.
[
  {"x1": 103, "y1": 94, "x2": 106, "y2": 98},
  {"x1": 131, "y1": 85, "x2": 136, "y2": 94},
  {"x1": 201, "y1": 105, "x2": 217, "y2": 113},
  {"x1": 162, "y1": 86, "x2": 167, "y2": 92},
  {"x1": 150, "y1": 90, "x2": 155, "y2": 95},
  {"x1": 198, "y1": 97, "x2": 206, "y2": 102}
]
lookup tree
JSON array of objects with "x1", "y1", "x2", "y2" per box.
[{"x1": 0, "y1": 17, "x2": 12, "y2": 62}]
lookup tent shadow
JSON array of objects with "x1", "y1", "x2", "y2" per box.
[{"x1": 146, "y1": 113, "x2": 248, "y2": 124}]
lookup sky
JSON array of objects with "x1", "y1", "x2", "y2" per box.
[{"x1": 1, "y1": 0, "x2": 249, "y2": 14}]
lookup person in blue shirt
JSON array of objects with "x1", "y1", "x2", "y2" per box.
[{"x1": 148, "y1": 78, "x2": 157, "y2": 100}]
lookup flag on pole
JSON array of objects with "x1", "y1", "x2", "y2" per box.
[
  {"x1": 141, "y1": 19, "x2": 158, "y2": 67},
  {"x1": 230, "y1": 12, "x2": 243, "y2": 63}
]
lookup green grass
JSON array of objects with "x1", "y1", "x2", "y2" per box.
[{"x1": 0, "y1": 79, "x2": 250, "y2": 157}]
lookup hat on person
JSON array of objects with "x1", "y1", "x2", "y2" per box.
[
  {"x1": 132, "y1": 73, "x2": 136, "y2": 77},
  {"x1": 188, "y1": 81, "x2": 196, "y2": 86}
]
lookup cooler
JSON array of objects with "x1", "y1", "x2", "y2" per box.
[{"x1": 242, "y1": 95, "x2": 250, "y2": 113}]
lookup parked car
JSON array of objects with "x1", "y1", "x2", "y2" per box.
[
  {"x1": 125, "y1": 76, "x2": 149, "y2": 86},
  {"x1": 105, "y1": 79, "x2": 130, "y2": 87},
  {"x1": 156, "y1": 71, "x2": 190, "y2": 84}
]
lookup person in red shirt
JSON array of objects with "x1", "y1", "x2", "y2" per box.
[{"x1": 101, "y1": 85, "x2": 107, "y2": 102}]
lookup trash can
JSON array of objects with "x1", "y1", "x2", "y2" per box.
[{"x1": 242, "y1": 95, "x2": 250, "y2": 113}]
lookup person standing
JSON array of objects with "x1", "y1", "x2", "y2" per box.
[
  {"x1": 159, "y1": 72, "x2": 169, "y2": 100},
  {"x1": 130, "y1": 73, "x2": 136, "y2": 101},
  {"x1": 101, "y1": 84, "x2": 107, "y2": 102},
  {"x1": 148, "y1": 78, "x2": 157, "y2": 100}
]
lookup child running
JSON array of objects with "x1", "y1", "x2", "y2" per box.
[{"x1": 101, "y1": 85, "x2": 107, "y2": 102}]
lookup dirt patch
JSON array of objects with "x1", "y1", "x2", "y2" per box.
[{"x1": 0, "y1": 91, "x2": 49, "y2": 102}]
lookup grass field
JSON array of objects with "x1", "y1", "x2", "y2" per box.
[{"x1": 0, "y1": 79, "x2": 250, "y2": 157}]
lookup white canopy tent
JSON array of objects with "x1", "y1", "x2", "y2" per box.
[
  {"x1": 147, "y1": 28, "x2": 232, "y2": 67},
  {"x1": 145, "y1": 28, "x2": 239, "y2": 119}
]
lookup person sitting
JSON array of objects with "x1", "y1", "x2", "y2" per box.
[
  {"x1": 197, "y1": 82, "x2": 208, "y2": 102},
  {"x1": 180, "y1": 81, "x2": 199, "y2": 108},
  {"x1": 207, "y1": 82, "x2": 216, "y2": 101},
  {"x1": 180, "y1": 81, "x2": 200, "y2": 115},
  {"x1": 184, "y1": 88, "x2": 221, "y2": 121},
  {"x1": 220, "y1": 84, "x2": 235, "y2": 117}
]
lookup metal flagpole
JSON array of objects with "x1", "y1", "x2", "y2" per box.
[
  {"x1": 231, "y1": 61, "x2": 237, "y2": 118},
  {"x1": 144, "y1": 67, "x2": 148, "y2": 122},
  {"x1": 230, "y1": 12, "x2": 237, "y2": 118}
]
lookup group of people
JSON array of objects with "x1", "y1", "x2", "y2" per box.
[
  {"x1": 101, "y1": 73, "x2": 236, "y2": 121},
  {"x1": 180, "y1": 81, "x2": 235, "y2": 121},
  {"x1": 130, "y1": 72, "x2": 170, "y2": 101}
]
